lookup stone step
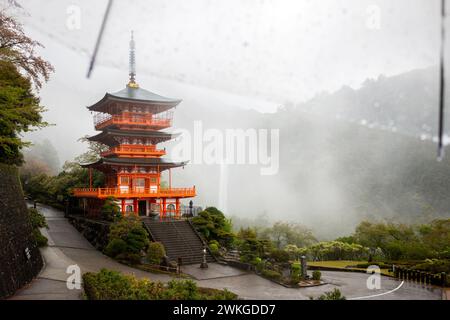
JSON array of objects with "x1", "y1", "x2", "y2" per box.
[{"x1": 143, "y1": 219, "x2": 215, "y2": 265}]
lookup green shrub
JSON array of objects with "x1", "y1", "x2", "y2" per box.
[
  {"x1": 101, "y1": 197, "x2": 121, "y2": 221},
  {"x1": 413, "y1": 259, "x2": 450, "y2": 274},
  {"x1": 237, "y1": 237, "x2": 271, "y2": 263},
  {"x1": 28, "y1": 208, "x2": 48, "y2": 247},
  {"x1": 28, "y1": 208, "x2": 47, "y2": 229},
  {"x1": 83, "y1": 268, "x2": 164, "y2": 300},
  {"x1": 191, "y1": 207, "x2": 235, "y2": 247},
  {"x1": 209, "y1": 242, "x2": 219, "y2": 255},
  {"x1": 354, "y1": 262, "x2": 392, "y2": 269},
  {"x1": 206, "y1": 288, "x2": 238, "y2": 300},
  {"x1": 115, "y1": 253, "x2": 142, "y2": 265},
  {"x1": 291, "y1": 262, "x2": 301, "y2": 282},
  {"x1": 105, "y1": 216, "x2": 149, "y2": 263},
  {"x1": 105, "y1": 238, "x2": 128, "y2": 258},
  {"x1": 269, "y1": 249, "x2": 290, "y2": 263},
  {"x1": 209, "y1": 239, "x2": 220, "y2": 247},
  {"x1": 253, "y1": 258, "x2": 264, "y2": 272},
  {"x1": 32, "y1": 228, "x2": 48, "y2": 247},
  {"x1": 83, "y1": 269, "x2": 238, "y2": 300},
  {"x1": 164, "y1": 279, "x2": 200, "y2": 300},
  {"x1": 83, "y1": 269, "x2": 135, "y2": 300},
  {"x1": 146, "y1": 242, "x2": 166, "y2": 264},
  {"x1": 317, "y1": 288, "x2": 346, "y2": 300},
  {"x1": 312, "y1": 270, "x2": 321, "y2": 281},
  {"x1": 261, "y1": 269, "x2": 282, "y2": 281}
]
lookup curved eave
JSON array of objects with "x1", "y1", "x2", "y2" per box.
[
  {"x1": 81, "y1": 157, "x2": 188, "y2": 171},
  {"x1": 87, "y1": 93, "x2": 182, "y2": 113},
  {"x1": 87, "y1": 129, "x2": 181, "y2": 147}
]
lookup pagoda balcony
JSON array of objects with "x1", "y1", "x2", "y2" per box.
[
  {"x1": 94, "y1": 112, "x2": 172, "y2": 130},
  {"x1": 101, "y1": 144, "x2": 166, "y2": 158},
  {"x1": 72, "y1": 186, "x2": 196, "y2": 199}
]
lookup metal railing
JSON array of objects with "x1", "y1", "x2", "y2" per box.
[
  {"x1": 100, "y1": 144, "x2": 166, "y2": 157},
  {"x1": 72, "y1": 186, "x2": 196, "y2": 199},
  {"x1": 93, "y1": 111, "x2": 172, "y2": 129}
]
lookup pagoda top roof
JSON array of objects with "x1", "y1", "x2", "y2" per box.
[
  {"x1": 87, "y1": 86, "x2": 182, "y2": 113},
  {"x1": 88, "y1": 128, "x2": 180, "y2": 147},
  {"x1": 81, "y1": 157, "x2": 187, "y2": 171}
]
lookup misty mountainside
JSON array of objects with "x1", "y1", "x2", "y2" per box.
[
  {"x1": 26, "y1": 64, "x2": 450, "y2": 238},
  {"x1": 294, "y1": 66, "x2": 444, "y2": 139},
  {"x1": 171, "y1": 66, "x2": 450, "y2": 238}
]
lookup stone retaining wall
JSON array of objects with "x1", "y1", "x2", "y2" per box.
[
  {"x1": 67, "y1": 215, "x2": 110, "y2": 250},
  {"x1": 0, "y1": 164, "x2": 43, "y2": 299}
]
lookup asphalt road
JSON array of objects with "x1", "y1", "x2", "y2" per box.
[{"x1": 10, "y1": 204, "x2": 443, "y2": 300}]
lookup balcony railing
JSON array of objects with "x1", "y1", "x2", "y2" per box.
[
  {"x1": 94, "y1": 111, "x2": 172, "y2": 130},
  {"x1": 101, "y1": 144, "x2": 166, "y2": 158},
  {"x1": 72, "y1": 186, "x2": 196, "y2": 199}
]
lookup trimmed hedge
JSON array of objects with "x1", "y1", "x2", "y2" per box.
[
  {"x1": 83, "y1": 269, "x2": 238, "y2": 300},
  {"x1": 261, "y1": 269, "x2": 282, "y2": 281}
]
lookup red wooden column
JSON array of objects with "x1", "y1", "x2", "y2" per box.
[
  {"x1": 175, "y1": 198, "x2": 180, "y2": 219},
  {"x1": 162, "y1": 198, "x2": 167, "y2": 218},
  {"x1": 121, "y1": 199, "x2": 125, "y2": 214},
  {"x1": 133, "y1": 198, "x2": 138, "y2": 215}
]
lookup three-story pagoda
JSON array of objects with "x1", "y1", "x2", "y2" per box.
[{"x1": 73, "y1": 32, "x2": 195, "y2": 218}]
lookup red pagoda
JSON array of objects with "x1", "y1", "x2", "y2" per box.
[{"x1": 73, "y1": 32, "x2": 195, "y2": 218}]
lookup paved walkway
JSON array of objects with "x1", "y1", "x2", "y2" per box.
[{"x1": 11, "y1": 204, "x2": 442, "y2": 300}]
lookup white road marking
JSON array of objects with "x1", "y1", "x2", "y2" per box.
[{"x1": 348, "y1": 281, "x2": 405, "y2": 300}]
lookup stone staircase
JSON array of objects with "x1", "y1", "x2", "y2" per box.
[{"x1": 142, "y1": 218, "x2": 215, "y2": 265}]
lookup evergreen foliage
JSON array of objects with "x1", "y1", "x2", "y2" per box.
[
  {"x1": 0, "y1": 12, "x2": 53, "y2": 166},
  {"x1": 83, "y1": 269, "x2": 238, "y2": 300},
  {"x1": 105, "y1": 216, "x2": 149, "y2": 263}
]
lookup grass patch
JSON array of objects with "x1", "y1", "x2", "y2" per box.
[{"x1": 307, "y1": 260, "x2": 393, "y2": 276}]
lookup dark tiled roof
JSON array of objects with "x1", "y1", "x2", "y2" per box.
[
  {"x1": 87, "y1": 86, "x2": 181, "y2": 112},
  {"x1": 110, "y1": 86, "x2": 181, "y2": 103},
  {"x1": 81, "y1": 157, "x2": 187, "y2": 171},
  {"x1": 87, "y1": 129, "x2": 180, "y2": 146}
]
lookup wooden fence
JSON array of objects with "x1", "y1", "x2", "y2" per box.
[{"x1": 394, "y1": 266, "x2": 447, "y2": 286}]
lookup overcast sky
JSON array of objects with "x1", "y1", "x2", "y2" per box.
[
  {"x1": 5, "y1": 0, "x2": 443, "y2": 106},
  {"x1": 1, "y1": 0, "x2": 446, "y2": 161}
]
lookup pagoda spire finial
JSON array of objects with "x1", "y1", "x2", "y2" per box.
[{"x1": 127, "y1": 30, "x2": 139, "y2": 88}]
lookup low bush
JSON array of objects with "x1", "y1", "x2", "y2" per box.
[
  {"x1": 165, "y1": 279, "x2": 200, "y2": 300},
  {"x1": 198, "y1": 287, "x2": 238, "y2": 300},
  {"x1": 115, "y1": 252, "x2": 142, "y2": 265},
  {"x1": 354, "y1": 262, "x2": 392, "y2": 269},
  {"x1": 316, "y1": 288, "x2": 346, "y2": 300},
  {"x1": 28, "y1": 208, "x2": 47, "y2": 229},
  {"x1": 269, "y1": 249, "x2": 290, "y2": 263},
  {"x1": 291, "y1": 262, "x2": 301, "y2": 282},
  {"x1": 101, "y1": 197, "x2": 121, "y2": 221},
  {"x1": 83, "y1": 269, "x2": 164, "y2": 300},
  {"x1": 312, "y1": 270, "x2": 321, "y2": 281},
  {"x1": 105, "y1": 216, "x2": 149, "y2": 263},
  {"x1": 261, "y1": 269, "x2": 282, "y2": 281},
  {"x1": 105, "y1": 238, "x2": 128, "y2": 258},
  {"x1": 209, "y1": 240, "x2": 219, "y2": 255},
  {"x1": 83, "y1": 269, "x2": 238, "y2": 300},
  {"x1": 32, "y1": 228, "x2": 48, "y2": 247},
  {"x1": 413, "y1": 259, "x2": 450, "y2": 274},
  {"x1": 146, "y1": 242, "x2": 166, "y2": 265},
  {"x1": 28, "y1": 208, "x2": 48, "y2": 247},
  {"x1": 191, "y1": 207, "x2": 235, "y2": 247}
]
